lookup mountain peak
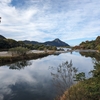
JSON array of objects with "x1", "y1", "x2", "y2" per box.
[
  {"x1": 44, "y1": 38, "x2": 70, "y2": 47},
  {"x1": 54, "y1": 38, "x2": 60, "y2": 40},
  {"x1": 54, "y1": 38, "x2": 61, "y2": 41},
  {"x1": 53, "y1": 38, "x2": 61, "y2": 42}
]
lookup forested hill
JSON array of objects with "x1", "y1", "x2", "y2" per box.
[
  {"x1": 0, "y1": 35, "x2": 6, "y2": 39},
  {"x1": 73, "y1": 36, "x2": 100, "y2": 50}
]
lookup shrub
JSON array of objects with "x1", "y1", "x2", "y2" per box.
[{"x1": 9, "y1": 47, "x2": 30, "y2": 56}]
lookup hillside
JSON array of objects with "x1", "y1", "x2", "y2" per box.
[
  {"x1": 73, "y1": 36, "x2": 100, "y2": 50},
  {"x1": 0, "y1": 35, "x2": 6, "y2": 39}
]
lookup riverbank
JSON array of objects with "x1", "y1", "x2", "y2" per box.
[
  {"x1": 0, "y1": 51, "x2": 54, "y2": 66},
  {"x1": 59, "y1": 76, "x2": 100, "y2": 100},
  {"x1": 0, "y1": 49, "x2": 98, "y2": 57}
]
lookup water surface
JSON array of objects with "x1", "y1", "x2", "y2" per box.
[{"x1": 0, "y1": 52, "x2": 95, "y2": 100}]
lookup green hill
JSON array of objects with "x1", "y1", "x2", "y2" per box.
[{"x1": 73, "y1": 36, "x2": 100, "y2": 51}]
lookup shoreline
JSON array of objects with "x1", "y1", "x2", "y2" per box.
[
  {"x1": 0, "y1": 52, "x2": 54, "y2": 66},
  {"x1": 0, "y1": 49, "x2": 98, "y2": 57}
]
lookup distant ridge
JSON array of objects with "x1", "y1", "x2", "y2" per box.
[
  {"x1": 24, "y1": 40, "x2": 39, "y2": 45},
  {"x1": 23, "y1": 38, "x2": 70, "y2": 47},
  {"x1": 44, "y1": 38, "x2": 69, "y2": 47},
  {"x1": 0, "y1": 34, "x2": 70, "y2": 47}
]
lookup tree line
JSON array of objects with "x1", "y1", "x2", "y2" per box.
[{"x1": 0, "y1": 38, "x2": 57, "y2": 51}]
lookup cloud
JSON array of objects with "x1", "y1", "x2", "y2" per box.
[{"x1": 0, "y1": 0, "x2": 100, "y2": 45}]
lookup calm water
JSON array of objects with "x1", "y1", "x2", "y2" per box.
[{"x1": 0, "y1": 52, "x2": 95, "y2": 100}]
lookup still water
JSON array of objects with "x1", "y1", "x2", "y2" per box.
[{"x1": 0, "y1": 52, "x2": 95, "y2": 100}]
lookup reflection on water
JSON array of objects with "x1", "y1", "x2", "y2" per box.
[
  {"x1": 0, "y1": 52, "x2": 97, "y2": 100},
  {"x1": 79, "y1": 52, "x2": 100, "y2": 61},
  {"x1": 50, "y1": 60, "x2": 77, "y2": 99},
  {"x1": 7, "y1": 60, "x2": 32, "y2": 70}
]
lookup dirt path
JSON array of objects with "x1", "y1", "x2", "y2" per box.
[
  {"x1": 0, "y1": 50, "x2": 49, "y2": 57},
  {"x1": 0, "y1": 51, "x2": 12, "y2": 57}
]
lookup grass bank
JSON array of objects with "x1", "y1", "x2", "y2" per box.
[{"x1": 0, "y1": 52, "x2": 54, "y2": 66}]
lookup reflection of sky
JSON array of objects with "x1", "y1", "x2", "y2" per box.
[{"x1": 0, "y1": 52, "x2": 94, "y2": 100}]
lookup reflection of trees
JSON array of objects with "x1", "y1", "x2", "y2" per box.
[
  {"x1": 50, "y1": 60, "x2": 77, "y2": 98},
  {"x1": 8, "y1": 60, "x2": 32, "y2": 70},
  {"x1": 79, "y1": 52, "x2": 100, "y2": 61}
]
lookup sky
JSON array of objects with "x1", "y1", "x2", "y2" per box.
[{"x1": 0, "y1": 0, "x2": 100, "y2": 46}]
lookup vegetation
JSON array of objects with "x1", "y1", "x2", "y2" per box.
[
  {"x1": 9, "y1": 47, "x2": 30, "y2": 56},
  {"x1": 60, "y1": 61, "x2": 100, "y2": 100},
  {"x1": 50, "y1": 60, "x2": 78, "y2": 99},
  {"x1": 0, "y1": 52, "x2": 54, "y2": 66},
  {"x1": 73, "y1": 36, "x2": 100, "y2": 51},
  {"x1": 58, "y1": 53, "x2": 100, "y2": 100},
  {"x1": 79, "y1": 52, "x2": 100, "y2": 61},
  {"x1": 0, "y1": 36, "x2": 57, "y2": 51},
  {"x1": 31, "y1": 44, "x2": 57, "y2": 51}
]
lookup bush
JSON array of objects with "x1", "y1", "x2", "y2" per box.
[{"x1": 9, "y1": 47, "x2": 30, "y2": 56}]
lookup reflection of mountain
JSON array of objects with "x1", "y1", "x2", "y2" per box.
[
  {"x1": 8, "y1": 60, "x2": 32, "y2": 70},
  {"x1": 79, "y1": 52, "x2": 100, "y2": 61}
]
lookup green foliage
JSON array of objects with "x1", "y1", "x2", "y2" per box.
[
  {"x1": 31, "y1": 44, "x2": 57, "y2": 51},
  {"x1": 5, "y1": 39, "x2": 19, "y2": 48},
  {"x1": 0, "y1": 38, "x2": 20, "y2": 50},
  {"x1": 73, "y1": 36, "x2": 100, "y2": 50},
  {"x1": 18, "y1": 41, "x2": 26, "y2": 47},
  {"x1": 60, "y1": 60, "x2": 100, "y2": 100},
  {"x1": 96, "y1": 45, "x2": 100, "y2": 52},
  {"x1": 0, "y1": 36, "x2": 57, "y2": 51},
  {"x1": 9, "y1": 47, "x2": 30, "y2": 56},
  {"x1": 74, "y1": 72, "x2": 86, "y2": 81},
  {"x1": 0, "y1": 39, "x2": 10, "y2": 49}
]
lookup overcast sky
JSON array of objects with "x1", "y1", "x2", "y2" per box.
[{"x1": 0, "y1": 0, "x2": 100, "y2": 45}]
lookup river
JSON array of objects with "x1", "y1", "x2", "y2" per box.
[{"x1": 0, "y1": 51, "x2": 98, "y2": 100}]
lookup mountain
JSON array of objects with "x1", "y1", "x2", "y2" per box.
[
  {"x1": 23, "y1": 38, "x2": 70, "y2": 47},
  {"x1": 0, "y1": 35, "x2": 6, "y2": 39},
  {"x1": 23, "y1": 40, "x2": 39, "y2": 45},
  {"x1": 44, "y1": 38, "x2": 69, "y2": 47},
  {"x1": 0, "y1": 35, "x2": 69, "y2": 47}
]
